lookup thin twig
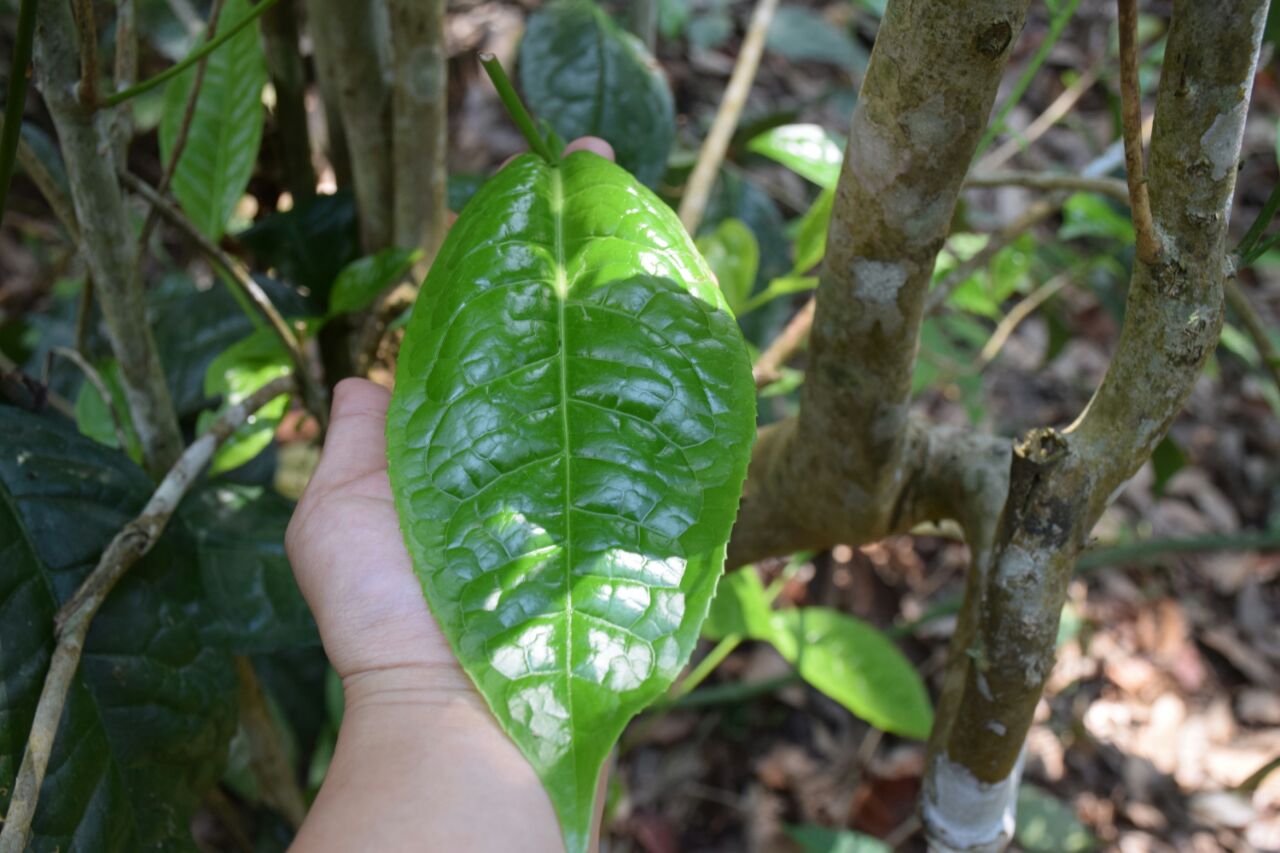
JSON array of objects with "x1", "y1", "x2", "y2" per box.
[
  {"x1": 235, "y1": 657, "x2": 308, "y2": 828},
  {"x1": 978, "y1": 271, "x2": 1072, "y2": 366},
  {"x1": 136, "y1": 0, "x2": 227, "y2": 256},
  {"x1": 103, "y1": 0, "x2": 281, "y2": 107},
  {"x1": 0, "y1": 350, "x2": 76, "y2": 418},
  {"x1": 0, "y1": 0, "x2": 39, "y2": 218},
  {"x1": 753, "y1": 299, "x2": 815, "y2": 388},
  {"x1": 74, "y1": 276, "x2": 94, "y2": 353},
  {"x1": 979, "y1": 65, "x2": 1099, "y2": 172},
  {"x1": 0, "y1": 376, "x2": 296, "y2": 853},
  {"x1": 965, "y1": 171, "x2": 1128, "y2": 202},
  {"x1": 0, "y1": 114, "x2": 80, "y2": 240},
  {"x1": 1225, "y1": 278, "x2": 1280, "y2": 399},
  {"x1": 45, "y1": 346, "x2": 130, "y2": 449},
  {"x1": 1118, "y1": 0, "x2": 1161, "y2": 264},
  {"x1": 121, "y1": 171, "x2": 329, "y2": 431},
  {"x1": 71, "y1": 0, "x2": 100, "y2": 107},
  {"x1": 677, "y1": 0, "x2": 780, "y2": 235}
]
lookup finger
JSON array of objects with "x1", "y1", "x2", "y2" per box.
[
  {"x1": 307, "y1": 378, "x2": 392, "y2": 492},
  {"x1": 563, "y1": 136, "x2": 615, "y2": 161}
]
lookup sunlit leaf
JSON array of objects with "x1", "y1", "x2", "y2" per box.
[
  {"x1": 197, "y1": 328, "x2": 292, "y2": 474},
  {"x1": 747, "y1": 124, "x2": 844, "y2": 189}
]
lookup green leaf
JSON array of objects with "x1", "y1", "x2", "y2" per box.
[
  {"x1": 702, "y1": 169, "x2": 791, "y2": 286},
  {"x1": 741, "y1": 274, "x2": 818, "y2": 314},
  {"x1": 696, "y1": 218, "x2": 758, "y2": 315},
  {"x1": 769, "y1": 608, "x2": 933, "y2": 739},
  {"x1": 792, "y1": 187, "x2": 834, "y2": 274},
  {"x1": 0, "y1": 408, "x2": 236, "y2": 851},
  {"x1": 158, "y1": 0, "x2": 267, "y2": 241},
  {"x1": 702, "y1": 566, "x2": 774, "y2": 641},
  {"x1": 519, "y1": 0, "x2": 676, "y2": 186},
  {"x1": 786, "y1": 824, "x2": 892, "y2": 853},
  {"x1": 73, "y1": 359, "x2": 142, "y2": 462},
  {"x1": 198, "y1": 328, "x2": 292, "y2": 474},
  {"x1": 328, "y1": 248, "x2": 421, "y2": 318},
  {"x1": 180, "y1": 484, "x2": 318, "y2": 652},
  {"x1": 1058, "y1": 193, "x2": 1134, "y2": 244},
  {"x1": 238, "y1": 191, "x2": 359, "y2": 303},
  {"x1": 766, "y1": 7, "x2": 866, "y2": 70},
  {"x1": 1016, "y1": 784, "x2": 1097, "y2": 852},
  {"x1": 1150, "y1": 435, "x2": 1185, "y2": 498},
  {"x1": 747, "y1": 124, "x2": 844, "y2": 189},
  {"x1": 385, "y1": 151, "x2": 756, "y2": 853}
]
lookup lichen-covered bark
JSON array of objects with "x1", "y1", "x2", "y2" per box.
[
  {"x1": 728, "y1": 0, "x2": 1030, "y2": 565},
  {"x1": 924, "y1": 3, "x2": 1269, "y2": 849},
  {"x1": 306, "y1": 0, "x2": 392, "y2": 251},
  {"x1": 33, "y1": 0, "x2": 183, "y2": 478},
  {"x1": 389, "y1": 0, "x2": 448, "y2": 268}
]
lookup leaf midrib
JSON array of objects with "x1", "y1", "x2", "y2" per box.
[{"x1": 549, "y1": 164, "x2": 580, "y2": 805}]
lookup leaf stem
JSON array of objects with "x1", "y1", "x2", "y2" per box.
[
  {"x1": 1236, "y1": 180, "x2": 1280, "y2": 263},
  {"x1": 0, "y1": 0, "x2": 38, "y2": 218},
  {"x1": 478, "y1": 52, "x2": 555, "y2": 163},
  {"x1": 102, "y1": 0, "x2": 280, "y2": 107}
]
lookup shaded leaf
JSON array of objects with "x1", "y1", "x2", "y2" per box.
[
  {"x1": 786, "y1": 824, "x2": 892, "y2": 853},
  {"x1": 328, "y1": 248, "x2": 420, "y2": 318},
  {"x1": 747, "y1": 124, "x2": 844, "y2": 189},
  {"x1": 702, "y1": 566, "x2": 773, "y2": 641},
  {"x1": 696, "y1": 218, "x2": 758, "y2": 315},
  {"x1": 792, "y1": 187, "x2": 834, "y2": 275},
  {"x1": 767, "y1": 7, "x2": 866, "y2": 70},
  {"x1": 770, "y1": 608, "x2": 933, "y2": 739},
  {"x1": 1059, "y1": 193, "x2": 1134, "y2": 243},
  {"x1": 239, "y1": 191, "x2": 359, "y2": 304},
  {"x1": 1016, "y1": 784, "x2": 1097, "y2": 852},
  {"x1": 180, "y1": 484, "x2": 318, "y2": 652},
  {"x1": 1150, "y1": 435, "x2": 1185, "y2": 498},
  {"x1": 73, "y1": 359, "x2": 142, "y2": 462},
  {"x1": 159, "y1": 0, "x2": 267, "y2": 241},
  {"x1": 520, "y1": 0, "x2": 676, "y2": 186},
  {"x1": 386, "y1": 151, "x2": 756, "y2": 852},
  {"x1": 0, "y1": 408, "x2": 236, "y2": 851}
]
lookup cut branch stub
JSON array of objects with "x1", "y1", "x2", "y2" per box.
[{"x1": 385, "y1": 151, "x2": 756, "y2": 853}]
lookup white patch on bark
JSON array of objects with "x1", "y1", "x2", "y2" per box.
[
  {"x1": 993, "y1": 545, "x2": 1055, "y2": 688},
  {"x1": 884, "y1": 184, "x2": 952, "y2": 244},
  {"x1": 923, "y1": 751, "x2": 1024, "y2": 853},
  {"x1": 904, "y1": 94, "x2": 963, "y2": 150},
  {"x1": 852, "y1": 260, "x2": 908, "y2": 333},
  {"x1": 848, "y1": 107, "x2": 904, "y2": 193},
  {"x1": 1200, "y1": 100, "x2": 1247, "y2": 182}
]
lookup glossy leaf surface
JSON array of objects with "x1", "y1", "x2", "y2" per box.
[
  {"x1": 159, "y1": 0, "x2": 266, "y2": 241},
  {"x1": 386, "y1": 151, "x2": 755, "y2": 852},
  {"x1": 747, "y1": 124, "x2": 845, "y2": 189},
  {"x1": 0, "y1": 408, "x2": 236, "y2": 851},
  {"x1": 519, "y1": 0, "x2": 676, "y2": 186}
]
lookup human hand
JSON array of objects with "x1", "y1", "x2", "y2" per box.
[{"x1": 285, "y1": 137, "x2": 615, "y2": 852}]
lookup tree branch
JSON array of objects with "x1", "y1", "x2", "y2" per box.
[
  {"x1": 389, "y1": 0, "x2": 448, "y2": 267},
  {"x1": 33, "y1": 0, "x2": 185, "y2": 478},
  {"x1": 964, "y1": 170, "x2": 1128, "y2": 202},
  {"x1": 235, "y1": 657, "x2": 308, "y2": 828},
  {"x1": 261, "y1": 0, "x2": 317, "y2": 199},
  {"x1": 71, "y1": 0, "x2": 100, "y2": 108},
  {"x1": 305, "y1": 0, "x2": 392, "y2": 252},
  {"x1": 924, "y1": 3, "x2": 1268, "y2": 848},
  {"x1": 0, "y1": 376, "x2": 296, "y2": 853},
  {"x1": 1118, "y1": 0, "x2": 1161, "y2": 265},
  {"x1": 121, "y1": 171, "x2": 329, "y2": 432},
  {"x1": 677, "y1": 0, "x2": 780, "y2": 235}
]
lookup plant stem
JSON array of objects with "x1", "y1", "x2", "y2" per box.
[
  {"x1": 965, "y1": 171, "x2": 1128, "y2": 201},
  {"x1": 236, "y1": 657, "x2": 308, "y2": 828},
  {"x1": 677, "y1": 0, "x2": 780, "y2": 235},
  {"x1": 261, "y1": 0, "x2": 317, "y2": 199},
  {"x1": 1117, "y1": 0, "x2": 1161, "y2": 265},
  {"x1": 1225, "y1": 278, "x2": 1280, "y2": 401},
  {"x1": 45, "y1": 346, "x2": 130, "y2": 450},
  {"x1": 479, "y1": 52, "x2": 554, "y2": 162},
  {"x1": 0, "y1": 376, "x2": 295, "y2": 853},
  {"x1": 102, "y1": 0, "x2": 281, "y2": 107},
  {"x1": 1237, "y1": 180, "x2": 1280, "y2": 262},
  {"x1": 72, "y1": 0, "x2": 100, "y2": 108},
  {"x1": 0, "y1": 0, "x2": 38, "y2": 219}
]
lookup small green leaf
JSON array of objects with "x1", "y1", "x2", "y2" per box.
[
  {"x1": 786, "y1": 824, "x2": 892, "y2": 853},
  {"x1": 1016, "y1": 784, "x2": 1097, "y2": 852},
  {"x1": 158, "y1": 0, "x2": 267, "y2": 241},
  {"x1": 386, "y1": 151, "x2": 756, "y2": 853},
  {"x1": 770, "y1": 607, "x2": 933, "y2": 739},
  {"x1": 1059, "y1": 193, "x2": 1135, "y2": 244},
  {"x1": 742, "y1": 275, "x2": 818, "y2": 314},
  {"x1": 328, "y1": 247, "x2": 421, "y2": 318},
  {"x1": 73, "y1": 359, "x2": 142, "y2": 462},
  {"x1": 198, "y1": 328, "x2": 292, "y2": 474},
  {"x1": 702, "y1": 566, "x2": 773, "y2": 641},
  {"x1": 696, "y1": 218, "x2": 759, "y2": 315},
  {"x1": 520, "y1": 0, "x2": 676, "y2": 186},
  {"x1": 792, "y1": 187, "x2": 834, "y2": 274},
  {"x1": 747, "y1": 124, "x2": 844, "y2": 189},
  {"x1": 1150, "y1": 435, "x2": 1185, "y2": 498}
]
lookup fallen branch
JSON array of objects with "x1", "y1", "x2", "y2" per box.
[
  {"x1": 677, "y1": 0, "x2": 780, "y2": 235},
  {"x1": 965, "y1": 171, "x2": 1127, "y2": 202},
  {"x1": 752, "y1": 299, "x2": 814, "y2": 389},
  {"x1": 0, "y1": 376, "x2": 296, "y2": 853},
  {"x1": 978, "y1": 271, "x2": 1071, "y2": 366},
  {"x1": 121, "y1": 171, "x2": 329, "y2": 431},
  {"x1": 978, "y1": 65, "x2": 1099, "y2": 172}
]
